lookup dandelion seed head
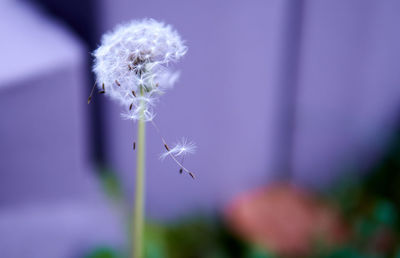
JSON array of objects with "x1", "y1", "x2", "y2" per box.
[{"x1": 93, "y1": 18, "x2": 187, "y2": 122}]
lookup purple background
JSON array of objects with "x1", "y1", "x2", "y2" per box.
[
  {"x1": 292, "y1": 1, "x2": 400, "y2": 188},
  {"x1": 0, "y1": 2, "x2": 125, "y2": 257}
]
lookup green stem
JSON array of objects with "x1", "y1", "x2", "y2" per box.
[{"x1": 133, "y1": 98, "x2": 146, "y2": 258}]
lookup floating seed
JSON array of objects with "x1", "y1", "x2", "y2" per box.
[{"x1": 87, "y1": 82, "x2": 98, "y2": 104}]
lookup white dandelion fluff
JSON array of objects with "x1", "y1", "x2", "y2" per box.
[
  {"x1": 92, "y1": 18, "x2": 187, "y2": 121},
  {"x1": 160, "y1": 137, "x2": 197, "y2": 160}
]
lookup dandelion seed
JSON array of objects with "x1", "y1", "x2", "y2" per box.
[
  {"x1": 121, "y1": 112, "x2": 138, "y2": 121},
  {"x1": 160, "y1": 138, "x2": 196, "y2": 160},
  {"x1": 87, "y1": 82, "x2": 97, "y2": 104}
]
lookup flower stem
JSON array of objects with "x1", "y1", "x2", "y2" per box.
[{"x1": 133, "y1": 97, "x2": 146, "y2": 258}]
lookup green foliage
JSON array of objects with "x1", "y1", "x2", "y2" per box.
[
  {"x1": 84, "y1": 246, "x2": 122, "y2": 258},
  {"x1": 98, "y1": 166, "x2": 124, "y2": 201},
  {"x1": 245, "y1": 246, "x2": 276, "y2": 258},
  {"x1": 144, "y1": 216, "x2": 247, "y2": 258}
]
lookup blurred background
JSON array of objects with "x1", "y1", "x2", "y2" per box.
[{"x1": 1, "y1": 0, "x2": 400, "y2": 257}]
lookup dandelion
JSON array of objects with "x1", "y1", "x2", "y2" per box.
[
  {"x1": 92, "y1": 19, "x2": 187, "y2": 121},
  {"x1": 91, "y1": 19, "x2": 196, "y2": 258}
]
